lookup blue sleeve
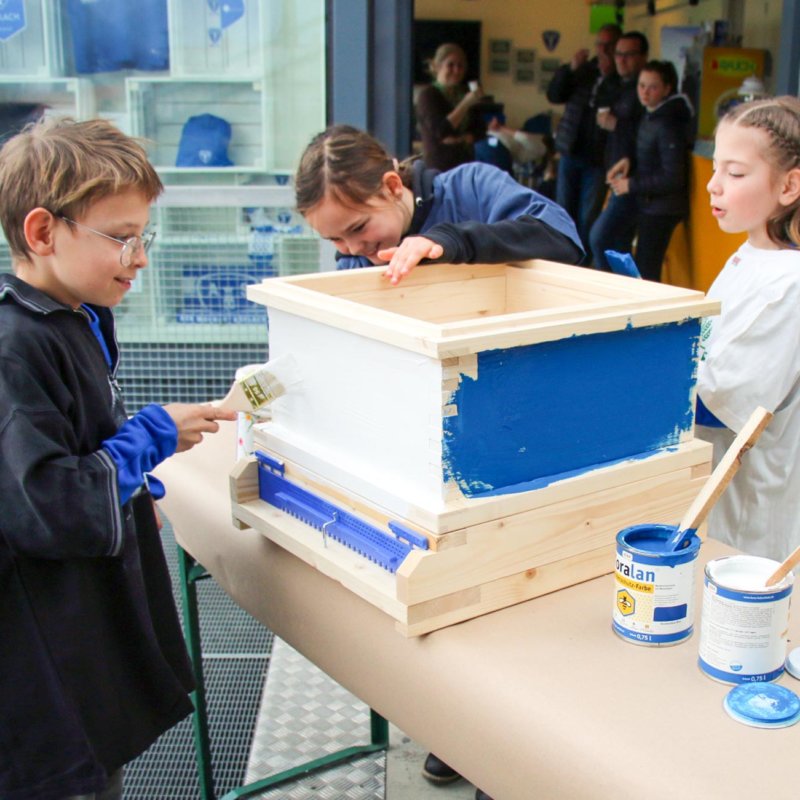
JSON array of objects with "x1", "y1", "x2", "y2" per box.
[
  {"x1": 421, "y1": 163, "x2": 584, "y2": 263},
  {"x1": 102, "y1": 404, "x2": 178, "y2": 504},
  {"x1": 336, "y1": 253, "x2": 373, "y2": 270},
  {"x1": 695, "y1": 395, "x2": 726, "y2": 428}
]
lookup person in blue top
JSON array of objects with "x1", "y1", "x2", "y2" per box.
[
  {"x1": 294, "y1": 125, "x2": 582, "y2": 800},
  {"x1": 0, "y1": 117, "x2": 236, "y2": 800},
  {"x1": 294, "y1": 124, "x2": 584, "y2": 287}
]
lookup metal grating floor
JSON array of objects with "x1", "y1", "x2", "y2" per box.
[
  {"x1": 243, "y1": 639, "x2": 384, "y2": 799},
  {"x1": 123, "y1": 517, "x2": 384, "y2": 799}
]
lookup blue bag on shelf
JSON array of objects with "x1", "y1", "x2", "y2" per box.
[
  {"x1": 66, "y1": 0, "x2": 170, "y2": 73},
  {"x1": 176, "y1": 114, "x2": 234, "y2": 167}
]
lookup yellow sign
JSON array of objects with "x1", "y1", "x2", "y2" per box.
[
  {"x1": 709, "y1": 56, "x2": 759, "y2": 78},
  {"x1": 698, "y1": 46, "x2": 766, "y2": 139}
]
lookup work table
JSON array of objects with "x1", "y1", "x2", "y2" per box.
[{"x1": 155, "y1": 420, "x2": 800, "y2": 800}]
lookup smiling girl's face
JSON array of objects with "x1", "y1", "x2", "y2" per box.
[{"x1": 304, "y1": 172, "x2": 414, "y2": 264}]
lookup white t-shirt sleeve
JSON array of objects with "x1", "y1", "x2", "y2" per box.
[{"x1": 697, "y1": 248, "x2": 800, "y2": 432}]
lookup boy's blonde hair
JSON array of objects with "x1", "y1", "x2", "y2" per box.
[
  {"x1": 722, "y1": 95, "x2": 800, "y2": 247},
  {"x1": 0, "y1": 116, "x2": 163, "y2": 259}
]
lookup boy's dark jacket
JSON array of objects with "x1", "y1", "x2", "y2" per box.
[{"x1": 0, "y1": 274, "x2": 194, "y2": 800}]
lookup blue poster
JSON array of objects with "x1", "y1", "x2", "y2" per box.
[{"x1": 0, "y1": 0, "x2": 27, "y2": 42}]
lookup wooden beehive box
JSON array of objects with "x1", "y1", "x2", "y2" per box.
[{"x1": 230, "y1": 260, "x2": 718, "y2": 635}]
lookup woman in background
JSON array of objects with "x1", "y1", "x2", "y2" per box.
[{"x1": 415, "y1": 43, "x2": 485, "y2": 172}]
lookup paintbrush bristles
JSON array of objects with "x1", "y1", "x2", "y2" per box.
[{"x1": 214, "y1": 354, "x2": 302, "y2": 413}]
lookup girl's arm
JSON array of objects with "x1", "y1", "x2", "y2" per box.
[
  {"x1": 380, "y1": 163, "x2": 584, "y2": 283},
  {"x1": 380, "y1": 220, "x2": 582, "y2": 285}
]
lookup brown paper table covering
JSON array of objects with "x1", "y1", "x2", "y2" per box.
[{"x1": 154, "y1": 420, "x2": 800, "y2": 800}]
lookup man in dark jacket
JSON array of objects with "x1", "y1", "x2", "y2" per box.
[
  {"x1": 589, "y1": 31, "x2": 649, "y2": 269},
  {"x1": 546, "y1": 23, "x2": 621, "y2": 252}
]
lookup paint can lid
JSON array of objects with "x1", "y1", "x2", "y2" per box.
[
  {"x1": 724, "y1": 682, "x2": 800, "y2": 728},
  {"x1": 785, "y1": 648, "x2": 800, "y2": 680}
]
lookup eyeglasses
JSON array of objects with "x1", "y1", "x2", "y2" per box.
[
  {"x1": 58, "y1": 215, "x2": 155, "y2": 267},
  {"x1": 615, "y1": 50, "x2": 643, "y2": 58}
]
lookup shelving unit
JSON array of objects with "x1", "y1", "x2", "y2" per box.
[
  {"x1": 127, "y1": 77, "x2": 272, "y2": 172},
  {"x1": 167, "y1": 0, "x2": 269, "y2": 76},
  {"x1": 112, "y1": 185, "x2": 322, "y2": 408},
  {"x1": 0, "y1": 0, "x2": 64, "y2": 77},
  {"x1": 0, "y1": 2, "x2": 327, "y2": 411},
  {"x1": 0, "y1": 76, "x2": 95, "y2": 119}
]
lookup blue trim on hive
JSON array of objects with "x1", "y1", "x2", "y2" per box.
[{"x1": 255, "y1": 452, "x2": 427, "y2": 573}]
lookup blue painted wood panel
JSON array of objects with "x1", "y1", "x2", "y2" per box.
[{"x1": 443, "y1": 320, "x2": 700, "y2": 497}]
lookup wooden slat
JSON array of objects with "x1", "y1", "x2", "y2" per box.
[
  {"x1": 231, "y1": 435, "x2": 712, "y2": 636},
  {"x1": 398, "y1": 545, "x2": 616, "y2": 636},
  {"x1": 340, "y1": 275, "x2": 507, "y2": 322},
  {"x1": 248, "y1": 261, "x2": 719, "y2": 358},
  {"x1": 232, "y1": 500, "x2": 406, "y2": 620},
  {"x1": 394, "y1": 463, "x2": 709, "y2": 605}
]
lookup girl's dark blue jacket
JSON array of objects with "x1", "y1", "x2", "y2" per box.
[
  {"x1": 0, "y1": 274, "x2": 194, "y2": 800},
  {"x1": 336, "y1": 160, "x2": 584, "y2": 270}
]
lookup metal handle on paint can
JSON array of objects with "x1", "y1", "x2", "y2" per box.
[{"x1": 665, "y1": 406, "x2": 773, "y2": 552}]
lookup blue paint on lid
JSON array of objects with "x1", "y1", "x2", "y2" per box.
[
  {"x1": 616, "y1": 523, "x2": 701, "y2": 567},
  {"x1": 724, "y1": 682, "x2": 800, "y2": 728},
  {"x1": 443, "y1": 320, "x2": 700, "y2": 497}
]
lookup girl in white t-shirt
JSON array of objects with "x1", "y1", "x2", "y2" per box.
[{"x1": 696, "y1": 96, "x2": 800, "y2": 560}]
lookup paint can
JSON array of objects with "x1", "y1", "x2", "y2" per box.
[
  {"x1": 698, "y1": 555, "x2": 794, "y2": 683},
  {"x1": 612, "y1": 523, "x2": 702, "y2": 646}
]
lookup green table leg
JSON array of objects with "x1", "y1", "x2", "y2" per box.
[
  {"x1": 177, "y1": 545, "x2": 216, "y2": 800},
  {"x1": 176, "y1": 544, "x2": 389, "y2": 800}
]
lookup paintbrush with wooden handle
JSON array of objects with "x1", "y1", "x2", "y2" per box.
[{"x1": 214, "y1": 354, "x2": 301, "y2": 413}]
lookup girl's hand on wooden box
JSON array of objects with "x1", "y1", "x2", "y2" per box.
[{"x1": 379, "y1": 236, "x2": 444, "y2": 286}]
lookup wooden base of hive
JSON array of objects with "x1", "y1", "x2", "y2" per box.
[{"x1": 230, "y1": 439, "x2": 712, "y2": 636}]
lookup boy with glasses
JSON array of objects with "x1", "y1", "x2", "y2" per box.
[{"x1": 0, "y1": 117, "x2": 236, "y2": 800}]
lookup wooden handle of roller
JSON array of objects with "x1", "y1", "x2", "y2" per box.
[
  {"x1": 677, "y1": 406, "x2": 772, "y2": 534},
  {"x1": 766, "y1": 544, "x2": 800, "y2": 587}
]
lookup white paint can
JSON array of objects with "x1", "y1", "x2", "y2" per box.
[
  {"x1": 698, "y1": 555, "x2": 794, "y2": 683},
  {"x1": 612, "y1": 524, "x2": 702, "y2": 646}
]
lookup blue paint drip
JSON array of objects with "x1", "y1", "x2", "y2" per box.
[{"x1": 443, "y1": 320, "x2": 700, "y2": 497}]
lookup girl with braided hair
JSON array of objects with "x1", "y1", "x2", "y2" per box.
[{"x1": 696, "y1": 95, "x2": 800, "y2": 561}]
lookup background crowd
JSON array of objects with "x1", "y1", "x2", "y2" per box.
[{"x1": 415, "y1": 25, "x2": 697, "y2": 282}]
